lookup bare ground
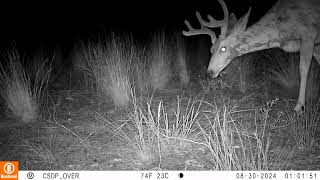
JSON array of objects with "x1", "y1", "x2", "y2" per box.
[{"x1": 0, "y1": 80, "x2": 320, "y2": 170}]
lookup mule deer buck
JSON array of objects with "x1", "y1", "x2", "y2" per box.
[{"x1": 182, "y1": 0, "x2": 320, "y2": 112}]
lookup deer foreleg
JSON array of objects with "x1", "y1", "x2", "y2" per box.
[{"x1": 294, "y1": 40, "x2": 314, "y2": 112}]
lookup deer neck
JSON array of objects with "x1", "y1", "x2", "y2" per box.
[{"x1": 234, "y1": 12, "x2": 281, "y2": 56}]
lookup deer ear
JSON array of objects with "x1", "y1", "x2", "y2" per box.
[
  {"x1": 230, "y1": 8, "x2": 251, "y2": 35},
  {"x1": 226, "y1": 13, "x2": 237, "y2": 36},
  {"x1": 229, "y1": 13, "x2": 237, "y2": 28}
]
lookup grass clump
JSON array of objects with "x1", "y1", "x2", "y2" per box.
[
  {"x1": 286, "y1": 99, "x2": 320, "y2": 149},
  {"x1": 0, "y1": 48, "x2": 50, "y2": 123},
  {"x1": 83, "y1": 34, "x2": 135, "y2": 107},
  {"x1": 149, "y1": 31, "x2": 173, "y2": 90}
]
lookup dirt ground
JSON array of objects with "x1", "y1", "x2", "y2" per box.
[{"x1": 0, "y1": 78, "x2": 320, "y2": 171}]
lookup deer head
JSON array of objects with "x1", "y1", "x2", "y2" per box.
[{"x1": 183, "y1": 0, "x2": 251, "y2": 78}]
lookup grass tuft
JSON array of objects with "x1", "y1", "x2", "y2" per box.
[
  {"x1": 286, "y1": 99, "x2": 320, "y2": 149},
  {"x1": 82, "y1": 34, "x2": 135, "y2": 107},
  {"x1": 0, "y1": 48, "x2": 50, "y2": 123},
  {"x1": 95, "y1": 87, "x2": 290, "y2": 170},
  {"x1": 149, "y1": 31, "x2": 172, "y2": 90}
]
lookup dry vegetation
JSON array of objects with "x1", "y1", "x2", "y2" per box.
[
  {"x1": 1, "y1": 33, "x2": 319, "y2": 171},
  {"x1": 81, "y1": 35, "x2": 135, "y2": 107},
  {"x1": 0, "y1": 48, "x2": 50, "y2": 123},
  {"x1": 149, "y1": 31, "x2": 173, "y2": 90}
]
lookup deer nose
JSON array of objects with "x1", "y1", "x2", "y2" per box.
[{"x1": 207, "y1": 70, "x2": 219, "y2": 78}]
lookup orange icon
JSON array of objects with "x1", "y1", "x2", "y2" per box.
[{"x1": 0, "y1": 161, "x2": 18, "y2": 180}]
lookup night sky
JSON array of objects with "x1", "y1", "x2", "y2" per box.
[{"x1": 1, "y1": 0, "x2": 277, "y2": 53}]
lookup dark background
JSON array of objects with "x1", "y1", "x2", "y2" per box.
[{"x1": 0, "y1": 0, "x2": 278, "y2": 53}]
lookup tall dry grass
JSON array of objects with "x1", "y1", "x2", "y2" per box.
[
  {"x1": 269, "y1": 51, "x2": 300, "y2": 93},
  {"x1": 197, "y1": 98, "x2": 290, "y2": 170},
  {"x1": 175, "y1": 33, "x2": 190, "y2": 86},
  {"x1": 286, "y1": 99, "x2": 320, "y2": 149},
  {"x1": 76, "y1": 31, "x2": 190, "y2": 95},
  {"x1": 82, "y1": 34, "x2": 135, "y2": 107},
  {"x1": 133, "y1": 31, "x2": 190, "y2": 92},
  {"x1": 132, "y1": 46, "x2": 150, "y2": 92},
  {"x1": 96, "y1": 93, "x2": 203, "y2": 166},
  {"x1": 267, "y1": 49, "x2": 320, "y2": 101},
  {"x1": 71, "y1": 42, "x2": 97, "y2": 91},
  {"x1": 96, "y1": 88, "x2": 289, "y2": 170},
  {"x1": 149, "y1": 31, "x2": 173, "y2": 90},
  {"x1": 0, "y1": 48, "x2": 50, "y2": 123}
]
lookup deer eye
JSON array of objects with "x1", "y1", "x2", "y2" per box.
[{"x1": 220, "y1": 47, "x2": 226, "y2": 52}]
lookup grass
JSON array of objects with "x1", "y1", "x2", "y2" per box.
[
  {"x1": 93, "y1": 85, "x2": 290, "y2": 170},
  {"x1": 71, "y1": 42, "x2": 97, "y2": 91},
  {"x1": 266, "y1": 50, "x2": 320, "y2": 149},
  {"x1": 82, "y1": 34, "x2": 135, "y2": 107},
  {"x1": 0, "y1": 48, "x2": 51, "y2": 123},
  {"x1": 5, "y1": 33, "x2": 318, "y2": 170},
  {"x1": 12, "y1": 89, "x2": 297, "y2": 170},
  {"x1": 22, "y1": 136, "x2": 59, "y2": 169},
  {"x1": 268, "y1": 51, "x2": 300, "y2": 95},
  {"x1": 133, "y1": 46, "x2": 150, "y2": 92},
  {"x1": 175, "y1": 33, "x2": 190, "y2": 86},
  {"x1": 197, "y1": 98, "x2": 291, "y2": 170},
  {"x1": 133, "y1": 31, "x2": 190, "y2": 92},
  {"x1": 266, "y1": 49, "x2": 320, "y2": 101},
  {"x1": 286, "y1": 99, "x2": 320, "y2": 149},
  {"x1": 75, "y1": 31, "x2": 189, "y2": 96},
  {"x1": 199, "y1": 55, "x2": 252, "y2": 95},
  {"x1": 149, "y1": 31, "x2": 173, "y2": 90},
  {"x1": 96, "y1": 91, "x2": 203, "y2": 168}
]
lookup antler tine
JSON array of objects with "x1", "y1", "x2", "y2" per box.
[
  {"x1": 218, "y1": 0, "x2": 229, "y2": 38},
  {"x1": 199, "y1": 0, "x2": 229, "y2": 39},
  {"x1": 182, "y1": 12, "x2": 217, "y2": 44}
]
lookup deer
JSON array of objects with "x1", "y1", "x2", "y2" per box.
[{"x1": 182, "y1": 0, "x2": 320, "y2": 112}]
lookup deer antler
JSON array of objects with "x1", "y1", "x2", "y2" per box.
[
  {"x1": 202, "y1": 0, "x2": 229, "y2": 39},
  {"x1": 182, "y1": 0, "x2": 229, "y2": 41},
  {"x1": 182, "y1": 11, "x2": 217, "y2": 44}
]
